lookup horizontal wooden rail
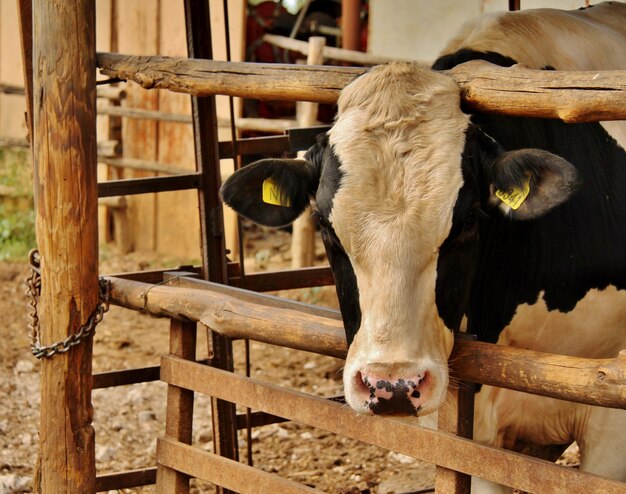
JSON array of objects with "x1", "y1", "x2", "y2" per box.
[
  {"x1": 157, "y1": 437, "x2": 324, "y2": 493},
  {"x1": 1, "y1": 137, "x2": 120, "y2": 157},
  {"x1": 263, "y1": 33, "x2": 403, "y2": 66},
  {"x1": 0, "y1": 81, "x2": 126, "y2": 100},
  {"x1": 96, "y1": 53, "x2": 626, "y2": 122},
  {"x1": 105, "y1": 276, "x2": 626, "y2": 409},
  {"x1": 161, "y1": 356, "x2": 625, "y2": 494},
  {"x1": 97, "y1": 105, "x2": 296, "y2": 133}
]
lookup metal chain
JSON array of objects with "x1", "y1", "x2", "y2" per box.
[{"x1": 25, "y1": 249, "x2": 111, "y2": 359}]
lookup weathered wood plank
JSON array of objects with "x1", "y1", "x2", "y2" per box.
[
  {"x1": 31, "y1": 1, "x2": 98, "y2": 492},
  {"x1": 157, "y1": 437, "x2": 324, "y2": 493},
  {"x1": 156, "y1": 319, "x2": 196, "y2": 494},
  {"x1": 96, "y1": 53, "x2": 626, "y2": 122},
  {"x1": 105, "y1": 276, "x2": 626, "y2": 409},
  {"x1": 263, "y1": 33, "x2": 402, "y2": 66},
  {"x1": 161, "y1": 357, "x2": 626, "y2": 494},
  {"x1": 448, "y1": 60, "x2": 626, "y2": 123},
  {"x1": 96, "y1": 52, "x2": 363, "y2": 104}
]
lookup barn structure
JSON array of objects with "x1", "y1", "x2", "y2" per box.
[{"x1": 14, "y1": 0, "x2": 626, "y2": 493}]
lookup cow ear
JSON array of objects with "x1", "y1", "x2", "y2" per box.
[
  {"x1": 220, "y1": 158, "x2": 319, "y2": 227},
  {"x1": 489, "y1": 148, "x2": 581, "y2": 220}
]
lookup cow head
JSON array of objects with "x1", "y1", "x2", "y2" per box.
[{"x1": 221, "y1": 62, "x2": 579, "y2": 416}]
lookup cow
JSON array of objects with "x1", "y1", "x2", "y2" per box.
[{"x1": 220, "y1": 2, "x2": 626, "y2": 489}]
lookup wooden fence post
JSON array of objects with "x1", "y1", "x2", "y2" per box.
[
  {"x1": 31, "y1": 0, "x2": 99, "y2": 492},
  {"x1": 291, "y1": 36, "x2": 326, "y2": 268}
]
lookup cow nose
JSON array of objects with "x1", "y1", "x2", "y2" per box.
[{"x1": 360, "y1": 372, "x2": 428, "y2": 415}]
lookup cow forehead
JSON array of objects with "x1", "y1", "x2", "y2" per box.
[{"x1": 327, "y1": 63, "x2": 469, "y2": 260}]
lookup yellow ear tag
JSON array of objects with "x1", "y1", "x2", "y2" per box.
[
  {"x1": 495, "y1": 179, "x2": 531, "y2": 210},
  {"x1": 262, "y1": 178, "x2": 291, "y2": 207}
]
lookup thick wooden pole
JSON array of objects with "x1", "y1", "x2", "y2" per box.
[
  {"x1": 32, "y1": 1, "x2": 98, "y2": 492},
  {"x1": 97, "y1": 53, "x2": 626, "y2": 122}
]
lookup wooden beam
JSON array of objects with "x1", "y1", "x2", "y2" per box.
[
  {"x1": 161, "y1": 357, "x2": 626, "y2": 494},
  {"x1": 448, "y1": 60, "x2": 626, "y2": 123},
  {"x1": 156, "y1": 319, "x2": 196, "y2": 493},
  {"x1": 262, "y1": 34, "x2": 400, "y2": 66},
  {"x1": 292, "y1": 37, "x2": 325, "y2": 269},
  {"x1": 105, "y1": 276, "x2": 626, "y2": 409},
  {"x1": 31, "y1": 0, "x2": 98, "y2": 492},
  {"x1": 97, "y1": 52, "x2": 362, "y2": 104},
  {"x1": 96, "y1": 53, "x2": 626, "y2": 122},
  {"x1": 157, "y1": 437, "x2": 324, "y2": 494}
]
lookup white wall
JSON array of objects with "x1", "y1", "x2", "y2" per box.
[{"x1": 368, "y1": 0, "x2": 589, "y2": 64}]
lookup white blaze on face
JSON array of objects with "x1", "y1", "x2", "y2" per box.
[{"x1": 328, "y1": 63, "x2": 469, "y2": 415}]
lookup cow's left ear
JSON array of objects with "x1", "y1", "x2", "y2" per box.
[
  {"x1": 220, "y1": 158, "x2": 319, "y2": 227},
  {"x1": 489, "y1": 148, "x2": 581, "y2": 220}
]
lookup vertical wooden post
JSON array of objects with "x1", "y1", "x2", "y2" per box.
[
  {"x1": 434, "y1": 380, "x2": 475, "y2": 493},
  {"x1": 157, "y1": 319, "x2": 197, "y2": 494},
  {"x1": 30, "y1": 1, "x2": 98, "y2": 492},
  {"x1": 291, "y1": 36, "x2": 325, "y2": 269}
]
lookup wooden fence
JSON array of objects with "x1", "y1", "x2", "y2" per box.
[
  {"x1": 20, "y1": 1, "x2": 626, "y2": 492},
  {"x1": 92, "y1": 54, "x2": 626, "y2": 493}
]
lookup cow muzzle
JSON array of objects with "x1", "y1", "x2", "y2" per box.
[{"x1": 348, "y1": 361, "x2": 445, "y2": 416}]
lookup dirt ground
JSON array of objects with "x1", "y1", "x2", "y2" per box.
[{"x1": 0, "y1": 227, "x2": 580, "y2": 494}]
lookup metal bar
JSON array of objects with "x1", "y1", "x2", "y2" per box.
[
  {"x1": 104, "y1": 266, "x2": 200, "y2": 283},
  {"x1": 218, "y1": 135, "x2": 290, "y2": 159},
  {"x1": 161, "y1": 356, "x2": 626, "y2": 494},
  {"x1": 157, "y1": 437, "x2": 325, "y2": 494},
  {"x1": 97, "y1": 173, "x2": 201, "y2": 197},
  {"x1": 92, "y1": 366, "x2": 161, "y2": 389},
  {"x1": 232, "y1": 266, "x2": 336, "y2": 292},
  {"x1": 183, "y1": 2, "x2": 240, "y2": 489},
  {"x1": 95, "y1": 468, "x2": 157, "y2": 492},
  {"x1": 236, "y1": 411, "x2": 289, "y2": 430}
]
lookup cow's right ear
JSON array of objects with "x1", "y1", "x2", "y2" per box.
[{"x1": 220, "y1": 158, "x2": 319, "y2": 227}]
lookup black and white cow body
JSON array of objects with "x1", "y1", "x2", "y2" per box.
[{"x1": 222, "y1": 2, "x2": 626, "y2": 487}]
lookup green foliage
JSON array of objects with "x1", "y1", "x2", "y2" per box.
[{"x1": 0, "y1": 147, "x2": 35, "y2": 261}]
